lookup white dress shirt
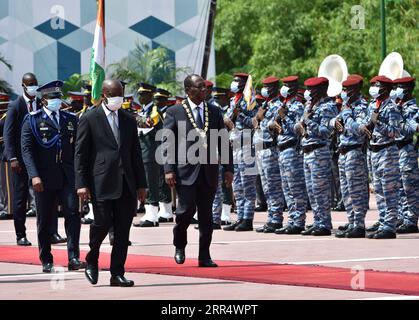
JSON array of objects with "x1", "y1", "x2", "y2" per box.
[
  {"x1": 23, "y1": 94, "x2": 37, "y2": 113},
  {"x1": 102, "y1": 103, "x2": 119, "y2": 128},
  {"x1": 43, "y1": 107, "x2": 60, "y2": 126}
]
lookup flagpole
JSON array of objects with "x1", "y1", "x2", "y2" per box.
[{"x1": 201, "y1": 0, "x2": 217, "y2": 79}]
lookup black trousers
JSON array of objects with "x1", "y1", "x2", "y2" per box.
[
  {"x1": 12, "y1": 168, "x2": 29, "y2": 240},
  {"x1": 35, "y1": 182, "x2": 81, "y2": 264},
  {"x1": 173, "y1": 167, "x2": 217, "y2": 261},
  {"x1": 86, "y1": 178, "x2": 136, "y2": 276}
]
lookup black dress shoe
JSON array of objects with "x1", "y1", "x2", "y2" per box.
[
  {"x1": 301, "y1": 225, "x2": 316, "y2": 235},
  {"x1": 68, "y1": 258, "x2": 87, "y2": 271},
  {"x1": 235, "y1": 219, "x2": 253, "y2": 232},
  {"x1": 254, "y1": 205, "x2": 267, "y2": 212},
  {"x1": 0, "y1": 212, "x2": 11, "y2": 220},
  {"x1": 223, "y1": 220, "x2": 242, "y2": 231},
  {"x1": 42, "y1": 263, "x2": 54, "y2": 273},
  {"x1": 335, "y1": 229, "x2": 348, "y2": 238},
  {"x1": 257, "y1": 222, "x2": 281, "y2": 233},
  {"x1": 311, "y1": 227, "x2": 331, "y2": 236},
  {"x1": 110, "y1": 275, "x2": 134, "y2": 287},
  {"x1": 85, "y1": 265, "x2": 99, "y2": 284},
  {"x1": 158, "y1": 217, "x2": 174, "y2": 223},
  {"x1": 256, "y1": 224, "x2": 269, "y2": 233},
  {"x1": 51, "y1": 233, "x2": 67, "y2": 244},
  {"x1": 81, "y1": 217, "x2": 94, "y2": 225},
  {"x1": 275, "y1": 225, "x2": 304, "y2": 235},
  {"x1": 368, "y1": 230, "x2": 396, "y2": 239},
  {"x1": 26, "y1": 209, "x2": 36, "y2": 217},
  {"x1": 396, "y1": 224, "x2": 419, "y2": 234},
  {"x1": 345, "y1": 227, "x2": 366, "y2": 238},
  {"x1": 338, "y1": 223, "x2": 351, "y2": 231},
  {"x1": 17, "y1": 237, "x2": 32, "y2": 246},
  {"x1": 175, "y1": 248, "x2": 185, "y2": 264},
  {"x1": 133, "y1": 220, "x2": 159, "y2": 227},
  {"x1": 198, "y1": 259, "x2": 218, "y2": 267},
  {"x1": 366, "y1": 222, "x2": 380, "y2": 232}
]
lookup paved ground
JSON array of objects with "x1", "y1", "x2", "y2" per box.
[{"x1": 0, "y1": 194, "x2": 418, "y2": 300}]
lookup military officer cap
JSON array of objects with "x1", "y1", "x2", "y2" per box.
[
  {"x1": 67, "y1": 91, "x2": 86, "y2": 101},
  {"x1": 137, "y1": 82, "x2": 156, "y2": 93},
  {"x1": 393, "y1": 77, "x2": 415, "y2": 85},
  {"x1": 370, "y1": 75, "x2": 392, "y2": 86},
  {"x1": 37, "y1": 80, "x2": 64, "y2": 97},
  {"x1": 282, "y1": 75, "x2": 299, "y2": 84},
  {"x1": 154, "y1": 88, "x2": 171, "y2": 98},
  {"x1": 204, "y1": 80, "x2": 214, "y2": 88},
  {"x1": 82, "y1": 81, "x2": 92, "y2": 95},
  {"x1": 233, "y1": 72, "x2": 249, "y2": 80},
  {"x1": 212, "y1": 87, "x2": 229, "y2": 96},
  {"x1": 262, "y1": 76, "x2": 280, "y2": 85},
  {"x1": 304, "y1": 77, "x2": 329, "y2": 88}
]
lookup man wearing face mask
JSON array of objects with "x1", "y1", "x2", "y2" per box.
[
  {"x1": 331, "y1": 76, "x2": 369, "y2": 238},
  {"x1": 21, "y1": 80, "x2": 85, "y2": 273},
  {"x1": 294, "y1": 77, "x2": 338, "y2": 236},
  {"x1": 76, "y1": 79, "x2": 147, "y2": 286},
  {"x1": 271, "y1": 76, "x2": 308, "y2": 234},
  {"x1": 391, "y1": 77, "x2": 419, "y2": 234},
  {"x1": 4, "y1": 73, "x2": 42, "y2": 246},
  {"x1": 252, "y1": 76, "x2": 285, "y2": 233},
  {"x1": 363, "y1": 76, "x2": 402, "y2": 239},
  {"x1": 223, "y1": 73, "x2": 259, "y2": 232}
]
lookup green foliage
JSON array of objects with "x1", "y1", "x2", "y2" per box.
[
  {"x1": 107, "y1": 42, "x2": 189, "y2": 96},
  {"x1": 0, "y1": 53, "x2": 13, "y2": 94},
  {"x1": 215, "y1": 0, "x2": 418, "y2": 96},
  {"x1": 62, "y1": 73, "x2": 90, "y2": 98}
]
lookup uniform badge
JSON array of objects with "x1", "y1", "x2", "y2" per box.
[{"x1": 42, "y1": 137, "x2": 48, "y2": 143}]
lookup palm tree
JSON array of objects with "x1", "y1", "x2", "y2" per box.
[
  {"x1": 0, "y1": 53, "x2": 13, "y2": 94},
  {"x1": 62, "y1": 73, "x2": 90, "y2": 98},
  {"x1": 107, "y1": 42, "x2": 189, "y2": 95}
]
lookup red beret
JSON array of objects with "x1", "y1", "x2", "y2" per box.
[
  {"x1": 342, "y1": 77, "x2": 361, "y2": 87},
  {"x1": 393, "y1": 77, "x2": 416, "y2": 84},
  {"x1": 347, "y1": 74, "x2": 363, "y2": 82},
  {"x1": 233, "y1": 72, "x2": 249, "y2": 79},
  {"x1": 204, "y1": 80, "x2": 214, "y2": 87},
  {"x1": 262, "y1": 76, "x2": 279, "y2": 84},
  {"x1": 304, "y1": 77, "x2": 328, "y2": 87},
  {"x1": 370, "y1": 75, "x2": 392, "y2": 84},
  {"x1": 282, "y1": 75, "x2": 299, "y2": 83}
]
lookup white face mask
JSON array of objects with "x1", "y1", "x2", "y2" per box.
[
  {"x1": 46, "y1": 98, "x2": 62, "y2": 112},
  {"x1": 395, "y1": 87, "x2": 405, "y2": 100},
  {"x1": 369, "y1": 86, "x2": 380, "y2": 99},
  {"x1": 230, "y1": 81, "x2": 240, "y2": 93},
  {"x1": 261, "y1": 87, "x2": 270, "y2": 98},
  {"x1": 106, "y1": 96, "x2": 123, "y2": 111},
  {"x1": 304, "y1": 90, "x2": 312, "y2": 102},
  {"x1": 389, "y1": 89, "x2": 398, "y2": 102},
  {"x1": 25, "y1": 85, "x2": 39, "y2": 97},
  {"x1": 280, "y1": 86, "x2": 290, "y2": 98}
]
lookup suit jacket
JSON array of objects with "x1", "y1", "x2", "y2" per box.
[
  {"x1": 4, "y1": 96, "x2": 42, "y2": 163},
  {"x1": 21, "y1": 109, "x2": 78, "y2": 190},
  {"x1": 75, "y1": 106, "x2": 147, "y2": 201},
  {"x1": 163, "y1": 101, "x2": 233, "y2": 187}
]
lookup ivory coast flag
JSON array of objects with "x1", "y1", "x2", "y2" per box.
[
  {"x1": 243, "y1": 74, "x2": 257, "y2": 111},
  {"x1": 90, "y1": 0, "x2": 106, "y2": 103}
]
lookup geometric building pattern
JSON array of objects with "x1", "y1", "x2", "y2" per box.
[{"x1": 0, "y1": 0, "x2": 214, "y2": 94}]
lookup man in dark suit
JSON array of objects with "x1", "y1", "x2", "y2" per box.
[
  {"x1": 75, "y1": 79, "x2": 147, "y2": 287},
  {"x1": 4, "y1": 73, "x2": 41, "y2": 246},
  {"x1": 21, "y1": 80, "x2": 85, "y2": 273},
  {"x1": 164, "y1": 74, "x2": 233, "y2": 267}
]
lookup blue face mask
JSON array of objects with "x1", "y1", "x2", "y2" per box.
[
  {"x1": 395, "y1": 87, "x2": 405, "y2": 100},
  {"x1": 230, "y1": 81, "x2": 240, "y2": 93},
  {"x1": 46, "y1": 98, "x2": 62, "y2": 112},
  {"x1": 261, "y1": 87, "x2": 269, "y2": 98},
  {"x1": 389, "y1": 89, "x2": 398, "y2": 102},
  {"x1": 341, "y1": 91, "x2": 349, "y2": 104}
]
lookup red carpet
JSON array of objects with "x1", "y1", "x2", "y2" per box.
[{"x1": 1, "y1": 245, "x2": 419, "y2": 295}]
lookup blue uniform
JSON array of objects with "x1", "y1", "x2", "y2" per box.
[
  {"x1": 270, "y1": 98, "x2": 307, "y2": 228},
  {"x1": 365, "y1": 98, "x2": 402, "y2": 233},
  {"x1": 336, "y1": 97, "x2": 369, "y2": 229},
  {"x1": 396, "y1": 98, "x2": 419, "y2": 227},
  {"x1": 225, "y1": 95, "x2": 259, "y2": 221},
  {"x1": 301, "y1": 97, "x2": 338, "y2": 230},
  {"x1": 21, "y1": 108, "x2": 81, "y2": 263},
  {"x1": 255, "y1": 97, "x2": 284, "y2": 225}
]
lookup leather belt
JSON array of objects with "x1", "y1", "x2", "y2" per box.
[
  {"x1": 369, "y1": 141, "x2": 396, "y2": 153},
  {"x1": 278, "y1": 140, "x2": 298, "y2": 152},
  {"x1": 262, "y1": 141, "x2": 276, "y2": 149},
  {"x1": 303, "y1": 144, "x2": 326, "y2": 154},
  {"x1": 396, "y1": 138, "x2": 413, "y2": 149},
  {"x1": 338, "y1": 144, "x2": 362, "y2": 155}
]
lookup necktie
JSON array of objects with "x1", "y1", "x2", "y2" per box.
[
  {"x1": 51, "y1": 111, "x2": 59, "y2": 127},
  {"x1": 28, "y1": 100, "x2": 34, "y2": 112},
  {"x1": 195, "y1": 106, "x2": 204, "y2": 129},
  {"x1": 110, "y1": 112, "x2": 120, "y2": 146}
]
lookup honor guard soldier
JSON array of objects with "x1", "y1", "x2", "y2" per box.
[
  {"x1": 296, "y1": 77, "x2": 338, "y2": 236},
  {"x1": 223, "y1": 73, "x2": 259, "y2": 232},
  {"x1": 20, "y1": 80, "x2": 85, "y2": 272},
  {"x1": 333, "y1": 76, "x2": 369, "y2": 238},
  {"x1": 364, "y1": 76, "x2": 402, "y2": 239},
  {"x1": 391, "y1": 77, "x2": 419, "y2": 234},
  {"x1": 78, "y1": 82, "x2": 95, "y2": 118},
  {"x1": 134, "y1": 87, "x2": 173, "y2": 227},
  {"x1": 253, "y1": 76, "x2": 285, "y2": 233},
  {"x1": 272, "y1": 76, "x2": 308, "y2": 234}
]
